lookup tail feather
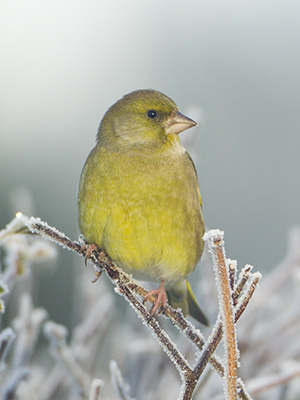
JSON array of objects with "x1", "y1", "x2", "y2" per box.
[
  {"x1": 167, "y1": 280, "x2": 209, "y2": 326},
  {"x1": 186, "y1": 281, "x2": 210, "y2": 326}
]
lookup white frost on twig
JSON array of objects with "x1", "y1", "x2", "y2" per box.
[
  {"x1": 89, "y1": 378, "x2": 104, "y2": 400},
  {"x1": 44, "y1": 321, "x2": 91, "y2": 398},
  {"x1": 12, "y1": 293, "x2": 48, "y2": 368},
  {"x1": 110, "y1": 360, "x2": 136, "y2": 400},
  {"x1": 0, "y1": 328, "x2": 16, "y2": 373}
]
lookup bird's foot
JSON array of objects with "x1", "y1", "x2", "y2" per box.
[
  {"x1": 91, "y1": 268, "x2": 102, "y2": 283},
  {"x1": 79, "y1": 242, "x2": 98, "y2": 266},
  {"x1": 91, "y1": 251, "x2": 105, "y2": 283},
  {"x1": 79, "y1": 243, "x2": 104, "y2": 283},
  {"x1": 143, "y1": 279, "x2": 168, "y2": 317}
]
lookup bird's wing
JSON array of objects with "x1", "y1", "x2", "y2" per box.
[{"x1": 185, "y1": 150, "x2": 203, "y2": 208}]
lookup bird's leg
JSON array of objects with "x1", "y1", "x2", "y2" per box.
[
  {"x1": 143, "y1": 279, "x2": 168, "y2": 317},
  {"x1": 91, "y1": 251, "x2": 105, "y2": 283},
  {"x1": 91, "y1": 267, "x2": 102, "y2": 283},
  {"x1": 79, "y1": 243, "x2": 104, "y2": 282},
  {"x1": 79, "y1": 242, "x2": 98, "y2": 266}
]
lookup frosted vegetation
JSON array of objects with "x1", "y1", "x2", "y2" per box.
[{"x1": 0, "y1": 212, "x2": 300, "y2": 400}]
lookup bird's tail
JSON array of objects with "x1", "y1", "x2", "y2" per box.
[{"x1": 167, "y1": 280, "x2": 210, "y2": 326}]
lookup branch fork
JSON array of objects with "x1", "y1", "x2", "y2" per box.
[{"x1": 2, "y1": 214, "x2": 262, "y2": 400}]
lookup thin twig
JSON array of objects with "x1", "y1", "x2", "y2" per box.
[
  {"x1": 27, "y1": 217, "x2": 192, "y2": 375},
  {"x1": 5, "y1": 214, "x2": 260, "y2": 400},
  {"x1": 246, "y1": 361, "x2": 300, "y2": 396},
  {"x1": 204, "y1": 230, "x2": 238, "y2": 400}
]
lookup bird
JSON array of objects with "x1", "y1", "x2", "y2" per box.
[{"x1": 78, "y1": 89, "x2": 209, "y2": 326}]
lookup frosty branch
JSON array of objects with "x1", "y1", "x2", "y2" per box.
[{"x1": 1, "y1": 214, "x2": 262, "y2": 400}]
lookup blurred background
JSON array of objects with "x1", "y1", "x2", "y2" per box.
[{"x1": 1, "y1": 0, "x2": 300, "y2": 326}]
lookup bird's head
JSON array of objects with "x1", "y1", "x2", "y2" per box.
[{"x1": 97, "y1": 89, "x2": 197, "y2": 149}]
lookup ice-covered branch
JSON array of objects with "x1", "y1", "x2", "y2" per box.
[
  {"x1": 246, "y1": 360, "x2": 300, "y2": 396},
  {"x1": 89, "y1": 378, "x2": 104, "y2": 400},
  {"x1": 204, "y1": 230, "x2": 238, "y2": 400},
  {"x1": 12, "y1": 293, "x2": 48, "y2": 368},
  {"x1": 44, "y1": 321, "x2": 91, "y2": 398},
  {"x1": 0, "y1": 328, "x2": 15, "y2": 373},
  {"x1": 0, "y1": 214, "x2": 263, "y2": 400},
  {"x1": 110, "y1": 360, "x2": 135, "y2": 400},
  {"x1": 0, "y1": 367, "x2": 30, "y2": 400}
]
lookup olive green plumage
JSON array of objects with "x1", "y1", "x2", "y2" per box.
[{"x1": 78, "y1": 89, "x2": 209, "y2": 326}]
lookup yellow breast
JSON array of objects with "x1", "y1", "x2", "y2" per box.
[{"x1": 78, "y1": 141, "x2": 205, "y2": 286}]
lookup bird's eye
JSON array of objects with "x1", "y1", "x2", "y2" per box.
[{"x1": 147, "y1": 110, "x2": 158, "y2": 119}]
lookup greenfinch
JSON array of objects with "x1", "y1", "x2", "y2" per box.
[{"x1": 78, "y1": 89, "x2": 209, "y2": 326}]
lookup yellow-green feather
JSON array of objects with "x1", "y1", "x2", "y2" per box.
[
  {"x1": 78, "y1": 89, "x2": 208, "y2": 324},
  {"x1": 78, "y1": 137, "x2": 204, "y2": 284},
  {"x1": 167, "y1": 280, "x2": 209, "y2": 326}
]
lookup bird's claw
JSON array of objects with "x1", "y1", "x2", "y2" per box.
[
  {"x1": 91, "y1": 251, "x2": 106, "y2": 283},
  {"x1": 79, "y1": 244, "x2": 105, "y2": 283},
  {"x1": 79, "y1": 243, "x2": 98, "y2": 266},
  {"x1": 143, "y1": 279, "x2": 168, "y2": 317},
  {"x1": 91, "y1": 269, "x2": 102, "y2": 283}
]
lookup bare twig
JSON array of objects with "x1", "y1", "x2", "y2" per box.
[
  {"x1": 0, "y1": 367, "x2": 30, "y2": 400},
  {"x1": 246, "y1": 360, "x2": 300, "y2": 396},
  {"x1": 89, "y1": 378, "x2": 104, "y2": 400},
  {"x1": 0, "y1": 214, "x2": 262, "y2": 400},
  {"x1": 204, "y1": 230, "x2": 238, "y2": 400},
  {"x1": 0, "y1": 328, "x2": 15, "y2": 373},
  {"x1": 44, "y1": 321, "x2": 91, "y2": 398},
  {"x1": 110, "y1": 360, "x2": 136, "y2": 400},
  {"x1": 12, "y1": 293, "x2": 48, "y2": 368}
]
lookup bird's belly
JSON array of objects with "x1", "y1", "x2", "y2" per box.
[
  {"x1": 98, "y1": 196, "x2": 204, "y2": 285},
  {"x1": 78, "y1": 150, "x2": 205, "y2": 286}
]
